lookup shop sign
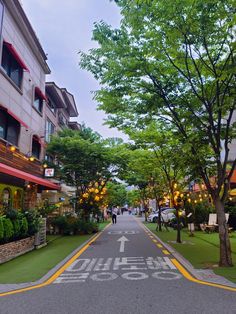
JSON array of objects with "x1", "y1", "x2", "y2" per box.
[{"x1": 44, "y1": 168, "x2": 55, "y2": 177}]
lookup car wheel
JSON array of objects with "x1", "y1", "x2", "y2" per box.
[{"x1": 153, "y1": 217, "x2": 157, "y2": 223}]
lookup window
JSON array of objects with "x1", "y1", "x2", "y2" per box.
[
  {"x1": 1, "y1": 42, "x2": 23, "y2": 88},
  {"x1": 2, "y1": 188, "x2": 11, "y2": 208},
  {"x1": 58, "y1": 112, "x2": 67, "y2": 126},
  {"x1": 34, "y1": 90, "x2": 43, "y2": 113},
  {"x1": 45, "y1": 154, "x2": 54, "y2": 164},
  {"x1": 0, "y1": 109, "x2": 20, "y2": 145},
  {"x1": 45, "y1": 119, "x2": 55, "y2": 143},
  {"x1": 13, "y1": 189, "x2": 22, "y2": 209},
  {"x1": 32, "y1": 135, "x2": 41, "y2": 159},
  {"x1": 48, "y1": 98, "x2": 56, "y2": 114}
]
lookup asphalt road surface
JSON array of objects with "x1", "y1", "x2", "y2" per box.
[{"x1": 1, "y1": 214, "x2": 236, "y2": 314}]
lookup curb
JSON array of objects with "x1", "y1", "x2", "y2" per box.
[
  {"x1": 0, "y1": 223, "x2": 111, "y2": 295},
  {"x1": 140, "y1": 220, "x2": 236, "y2": 290}
]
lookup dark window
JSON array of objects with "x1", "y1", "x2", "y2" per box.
[
  {"x1": 0, "y1": 111, "x2": 7, "y2": 139},
  {"x1": 1, "y1": 43, "x2": 23, "y2": 88},
  {"x1": 48, "y1": 98, "x2": 56, "y2": 114},
  {"x1": 32, "y1": 136, "x2": 41, "y2": 159},
  {"x1": 45, "y1": 154, "x2": 54, "y2": 164},
  {"x1": 45, "y1": 119, "x2": 55, "y2": 143},
  {"x1": 34, "y1": 91, "x2": 43, "y2": 113},
  {"x1": 58, "y1": 112, "x2": 67, "y2": 126},
  {"x1": 0, "y1": 109, "x2": 20, "y2": 145}
]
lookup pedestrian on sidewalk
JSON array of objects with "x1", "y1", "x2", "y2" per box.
[{"x1": 112, "y1": 207, "x2": 118, "y2": 224}]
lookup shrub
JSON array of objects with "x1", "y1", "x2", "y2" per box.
[
  {"x1": 3, "y1": 218, "x2": 14, "y2": 241},
  {"x1": 185, "y1": 200, "x2": 213, "y2": 225},
  {"x1": 5, "y1": 209, "x2": 18, "y2": 220},
  {"x1": 52, "y1": 216, "x2": 68, "y2": 234},
  {"x1": 12, "y1": 219, "x2": 21, "y2": 239},
  {"x1": 52, "y1": 216, "x2": 99, "y2": 235},
  {"x1": 24, "y1": 210, "x2": 39, "y2": 235},
  {"x1": 81, "y1": 221, "x2": 98, "y2": 234},
  {"x1": 20, "y1": 217, "x2": 28, "y2": 237}
]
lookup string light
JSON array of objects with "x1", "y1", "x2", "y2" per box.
[{"x1": 10, "y1": 145, "x2": 16, "y2": 152}]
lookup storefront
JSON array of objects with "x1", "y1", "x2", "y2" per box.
[{"x1": 0, "y1": 162, "x2": 60, "y2": 211}]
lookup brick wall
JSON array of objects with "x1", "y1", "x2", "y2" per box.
[{"x1": 0, "y1": 236, "x2": 35, "y2": 264}]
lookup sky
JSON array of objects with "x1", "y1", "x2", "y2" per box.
[{"x1": 20, "y1": 0, "x2": 126, "y2": 139}]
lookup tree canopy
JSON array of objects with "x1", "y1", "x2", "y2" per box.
[{"x1": 80, "y1": 0, "x2": 236, "y2": 266}]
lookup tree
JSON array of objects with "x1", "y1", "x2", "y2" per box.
[
  {"x1": 80, "y1": 0, "x2": 236, "y2": 266},
  {"x1": 105, "y1": 181, "x2": 127, "y2": 208},
  {"x1": 47, "y1": 127, "x2": 118, "y2": 220},
  {"x1": 128, "y1": 125, "x2": 187, "y2": 238}
]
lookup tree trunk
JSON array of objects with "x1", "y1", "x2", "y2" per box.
[
  {"x1": 176, "y1": 208, "x2": 181, "y2": 243},
  {"x1": 214, "y1": 197, "x2": 233, "y2": 267},
  {"x1": 157, "y1": 201, "x2": 162, "y2": 232}
]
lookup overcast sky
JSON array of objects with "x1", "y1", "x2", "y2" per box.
[{"x1": 21, "y1": 0, "x2": 126, "y2": 139}]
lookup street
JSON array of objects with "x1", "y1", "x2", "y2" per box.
[{"x1": 1, "y1": 214, "x2": 236, "y2": 314}]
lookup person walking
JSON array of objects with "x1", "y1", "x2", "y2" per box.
[{"x1": 112, "y1": 207, "x2": 118, "y2": 224}]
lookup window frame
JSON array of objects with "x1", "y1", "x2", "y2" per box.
[
  {"x1": 1, "y1": 42, "x2": 24, "y2": 89},
  {"x1": 45, "y1": 118, "x2": 55, "y2": 143},
  {"x1": 0, "y1": 108, "x2": 20, "y2": 146},
  {"x1": 31, "y1": 135, "x2": 41, "y2": 159},
  {"x1": 33, "y1": 88, "x2": 44, "y2": 114},
  {"x1": 47, "y1": 97, "x2": 57, "y2": 115}
]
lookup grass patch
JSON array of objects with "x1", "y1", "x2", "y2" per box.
[
  {"x1": 0, "y1": 221, "x2": 110, "y2": 284},
  {"x1": 98, "y1": 219, "x2": 111, "y2": 231},
  {"x1": 144, "y1": 222, "x2": 236, "y2": 283}
]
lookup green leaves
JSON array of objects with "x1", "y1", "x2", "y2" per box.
[{"x1": 80, "y1": 0, "x2": 236, "y2": 198}]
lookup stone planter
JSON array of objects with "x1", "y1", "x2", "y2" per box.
[{"x1": 0, "y1": 236, "x2": 35, "y2": 264}]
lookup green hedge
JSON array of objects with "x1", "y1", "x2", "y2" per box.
[
  {"x1": 52, "y1": 215, "x2": 98, "y2": 235},
  {"x1": 0, "y1": 209, "x2": 39, "y2": 245}
]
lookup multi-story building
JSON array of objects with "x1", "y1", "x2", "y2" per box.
[
  {"x1": 41, "y1": 82, "x2": 80, "y2": 208},
  {"x1": 0, "y1": 0, "x2": 61, "y2": 211}
]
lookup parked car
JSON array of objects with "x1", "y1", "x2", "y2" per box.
[{"x1": 147, "y1": 208, "x2": 184, "y2": 223}]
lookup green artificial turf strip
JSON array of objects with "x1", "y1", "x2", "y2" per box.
[
  {"x1": 0, "y1": 221, "x2": 110, "y2": 284},
  {"x1": 98, "y1": 220, "x2": 111, "y2": 231},
  {"x1": 144, "y1": 222, "x2": 236, "y2": 283},
  {"x1": 0, "y1": 235, "x2": 92, "y2": 284}
]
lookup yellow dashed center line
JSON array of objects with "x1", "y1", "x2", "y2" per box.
[
  {"x1": 162, "y1": 249, "x2": 170, "y2": 255},
  {"x1": 157, "y1": 244, "x2": 163, "y2": 248},
  {"x1": 152, "y1": 239, "x2": 158, "y2": 243}
]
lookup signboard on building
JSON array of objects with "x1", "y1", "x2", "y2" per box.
[{"x1": 44, "y1": 168, "x2": 55, "y2": 177}]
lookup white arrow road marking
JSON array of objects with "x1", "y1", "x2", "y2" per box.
[{"x1": 117, "y1": 236, "x2": 129, "y2": 252}]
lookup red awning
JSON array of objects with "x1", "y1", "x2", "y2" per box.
[
  {"x1": 0, "y1": 163, "x2": 60, "y2": 190},
  {"x1": 35, "y1": 87, "x2": 48, "y2": 101},
  {"x1": 0, "y1": 105, "x2": 29, "y2": 129},
  {"x1": 4, "y1": 41, "x2": 30, "y2": 72}
]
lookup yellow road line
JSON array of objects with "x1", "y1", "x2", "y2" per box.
[
  {"x1": 162, "y1": 249, "x2": 170, "y2": 255},
  {"x1": 137, "y1": 219, "x2": 236, "y2": 292},
  {"x1": 152, "y1": 239, "x2": 158, "y2": 243},
  {"x1": 0, "y1": 223, "x2": 111, "y2": 297},
  {"x1": 172, "y1": 258, "x2": 236, "y2": 292}
]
